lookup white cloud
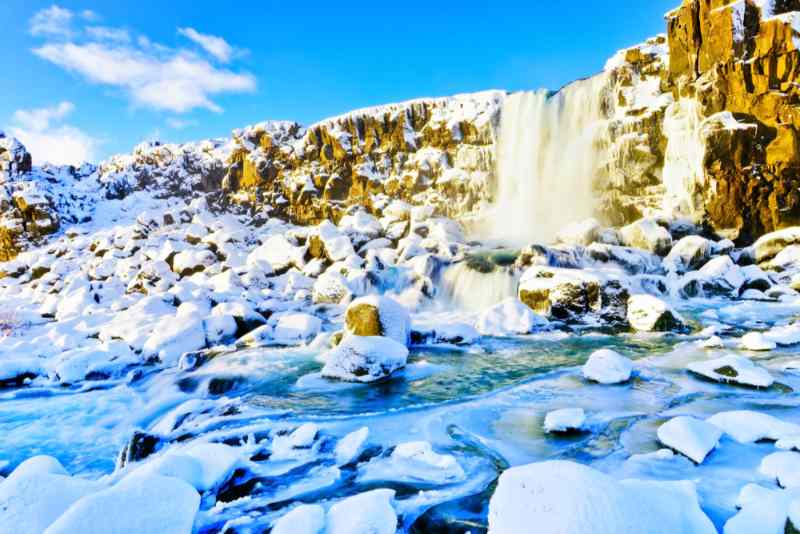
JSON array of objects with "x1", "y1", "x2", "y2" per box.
[
  {"x1": 86, "y1": 26, "x2": 130, "y2": 43},
  {"x1": 178, "y1": 27, "x2": 234, "y2": 63},
  {"x1": 29, "y1": 5, "x2": 74, "y2": 38},
  {"x1": 30, "y1": 10, "x2": 256, "y2": 114},
  {"x1": 8, "y1": 102, "x2": 99, "y2": 166}
]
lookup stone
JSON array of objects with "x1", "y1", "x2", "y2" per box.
[
  {"x1": 627, "y1": 294, "x2": 687, "y2": 332},
  {"x1": 344, "y1": 295, "x2": 410, "y2": 346},
  {"x1": 620, "y1": 218, "x2": 673, "y2": 256}
]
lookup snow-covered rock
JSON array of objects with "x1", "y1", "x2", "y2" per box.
[
  {"x1": 172, "y1": 249, "x2": 216, "y2": 277},
  {"x1": 487, "y1": 460, "x2": 715, "y2": 534},
  {"x1": 271, "y1": 313, "x2": 322, "y2": 346},
  {"x1": 334, "y1": 427, "x2": 369, "y2": 466},
  {"x1": 663, "y1": 235, "x2": 712, "y2": 273},
  {"x1": 544, "y1": 408, "x2": 586, "y2": 433},
  {"x1": 760, "y1": 451, "x2": 800, "y2": 488},
  {"x1": 620, "y1": 218, "x2": 673, "y2": 256},
  {"x1": 582, "y1": 349, "x2": 633, "y2": 384},
  {"x1": 518, "y1": 266, "x2": 608, "y2": 322},
  {"x1": 247, "y1": 234, "x2": 304, "y2": 273},
  {"x1": 657, "y1": 416, "x2": 722, "y2": 464},
  {"x1": 142, "y1": 314, "x2": 206, "y2": 366},
  {"x1": 688, "y1": 355, "x2": 774, "y2": 388},
  {"x1": 272, "y1": 504, "x2": 325, "y2": 534},
  {"x1": 321, "y1": 335, "x2": 408, "y2": 382},
  {"x1": 359, "y1": 441, "x2": 465, "y2": 485},
  {"x1": 344, "y1": 295, "x2": 410, "y2": 346},
  {"x1": 723, "y1": 482, "x2": 800, "y2": 534},
  {"x1": 707, "y1": 411, "x2": 800, "y2": 443},
  {"x1": 740, "y1": 331, "x2": 777, "y2": 351},
  {"x1": 627, "y1": 294, "x2": 687, "y2": 332},
  {"x1": 476, "y1": 297, "x2": 549, "y2": 336},
  {"x1": 325, "y1": 489, "x2": 397, "y2": 534}
]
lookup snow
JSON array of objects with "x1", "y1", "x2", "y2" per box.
[
  {"x1": 487, "y1": 460, "x2": 715, "y2": 534},
  {"x1": 142, "y1": 314, "x2": 206, "y2": 366},
  {"x1": 345, "y1": 295, "x2": 410, "y2": 346},
  {"x1": 544, "y1": 408, "x2": 586, "y2": 433},
  {"x1": 582, "y1": 349, "x2": 633, "y2": 384},
  {"x1": 271, "y1": 313, "x2": 322, "y2": 345},
  {"x1": 760, "y1": 451, "x2": 800, "y2": 488},
  {"x1": 334, "y1": 427, "x2": 369, "y2": 466},
  {"x1": 44, "y1": 473, "x2": 199, "y2": 534},
  {"x1": 687, "y1": 355, "x2": 774, "y2": 388},
  {"x1": 657, "y1": 416, "x2": 722, "y2": 464},
  {"x1": 627, "y1": 294, "x2": 686, "y2": 332},
  {"x1": 247, "y1": 234, "x2": 303, "y2": 272},
  {"x1": 723, "y1": 483, "x2": 800, "y2": 534},
  {"x1": 476, "y1": 297, "x2": 549, "y2": 336},
  {"x1": 740, "y1": 331, "x2": 777, "y2": 351},
  {"x1": 359, "y1": 441, "x2": 465, "y2": 485},
  {"x1": 321, "y1": 335, "x2": 409, "y2": 383},
  {"x1": 707, "y1": 411, "x2": 800, "y2": 443},
  {"x1": 325, "y1": 489, "x2": 397, "y2": 534},
  {"x1": 272, "y1": 504, "x2": 325, "y2": 534}
]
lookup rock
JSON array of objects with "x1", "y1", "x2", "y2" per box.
[
  {"x1": 740, "y1": 332, "x2": 777, "y2": 351},
  {"x1": 334, "y1": 427, "x2": 369, "y2": 466},
  {"x1": 657, "y1": 416, "x2": 722, "y2": 464},
  {"x1": 44, "y1": 473, "x2": 200, "y2": 534},
  {"x1": 487, "y1": 460, "x2": 715, "y2": 534},
  {"x1": 312, "y1": 271, "x2": 353, "y2": 304},
  {"x1": 707, "y1": 411, "x2": 800, "y2": 444},
  {"x1": 272, "y1": 504, "x2": 326, "y2": 534},
  {"x1": 544, "y1": 408, "x2": 586, "y2": 433},
  {"x1": 359, "y1": 441, "x2": 465, "y2": 485},
  {"x1": 518, "y1": 266, "x2": 602, "y2": 322},
  {"x1": 627, "y1": 294, "x2": 687, "y2": 332},
  {"x1": 755, "y1": 227, "x2": 800, "y2": 264},
  {"x1": 555, "y1": 218, "x2": 601, "y2": 246},
  {"x1": 411, "y1": 322, "x2": 480, "y2": 346},
  {"x1": 271, "y1": 313, "x2": 322, "y2": 345},
  {"x1": 760, "y1": 451, "x2": 800, "y2": 488},
  {"x1": 663, "y1": 235, "x2": 713, "y2": 273},
  {"x1": 723, "y1": 483, "x2": 800, "y2": 534},
  {"x1": 688, "y1": 355, "x2": 774, "y2": 388},
  {"x1": 620, "y1": 218, "x2": 673, "y2": 256},
  {"x1": 344, "y1": 295, "x2": 410, "y2": 346},
  {"x1": 476, "y1": 297, "x2": 549, "y2": 336},
  {"x1": 321, "y1": 335, "x2": 408, "y2": 383},
  {"x1": 325, "y1": 489, "x2": 397, "y2": 534},
  {"x1": 143, "y1": 314, "x2": 207, "y2": 366},
  {"x1": 247, "y1": 234, "x2": 304, "y2": 273},
  {"x1": 172, "y1": 249, "x2": 216, "y2": 277},
  {"x1": 582, "y1": 349, "x2": 633, "y2": 384},
  {"x1": 679, "y1": 256, "x2": 744, "y2": 298}
]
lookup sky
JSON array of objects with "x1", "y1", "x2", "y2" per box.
[{"x1": 0, "y1": 0, "x2": 678, "y2": 166}]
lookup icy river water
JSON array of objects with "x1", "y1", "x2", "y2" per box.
[{"x1": 3, "y1": 299, "x2": 800, "y2": 532}]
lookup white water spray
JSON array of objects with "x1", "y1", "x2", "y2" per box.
[{"x1": 485, "y1": 74, "x2": 613, "y2": 245}]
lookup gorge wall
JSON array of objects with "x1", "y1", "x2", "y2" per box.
[{"x1": 4, "y1": 0, "x2": 800, "y2": 260}]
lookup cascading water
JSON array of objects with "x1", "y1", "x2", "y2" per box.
[
  {"x1": 485, "y1": 74, "x2": 614, "y2": 245},
  {"x1": 440, "y1": 259, "x2": 520, "y2": 312}
]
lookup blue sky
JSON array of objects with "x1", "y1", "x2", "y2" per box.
[{"x1": 1, "y1": 1, "x2": 677, "y2": 165}]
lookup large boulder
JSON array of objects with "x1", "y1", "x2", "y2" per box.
[
  {"x1": 755, "y1": 227, "x2": 800, "y2": 264},
  {"x1": 627, "y1": 294, "x2": 687, "y2": 332},
  {"x1": 663, "y1": 235, "x2": 713, "y2": 273},
  {"x1": 620, "y1": 218, "x2": 673, "y2": 256},
  {"x1": 321, "y1": 335, "x2": 408, "y2": 383},
  {"x1": 344, "y1": 295, "x2": 410, "y2": 345}
]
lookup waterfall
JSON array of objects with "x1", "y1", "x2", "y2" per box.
[
  {"x1": 661, "y1": 98, "x2": 706, "y2": 220},
  {"x1": 485, "y1": 74, "x2": 613, "y2": 245},
  {"x1": 440, "y1": 261, "x2": 520, "y2": 312}
]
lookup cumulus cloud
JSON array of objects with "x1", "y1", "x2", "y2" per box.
[
  {"x1": 178, "y1": 27, "x2": 234, "y2": 63},
  {"x1": 30, "y1": 6, "x2": 255, "y2": 114},
  {"x1": 8, "y1": 102, "x2": 99, "y2": 166},
  {"x1": 29, "y1": 5, "x2": 74, "y2": 38}
]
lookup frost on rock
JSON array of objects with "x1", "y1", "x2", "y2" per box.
[
  {"x1": 688, "y1": 355, "x2": 774, "y2": 388},
  {"x1": 582, "y1": 349, "x2": 633, "y2": 384},
  {"x1": 707, "y1": 411, "x2": 800, "y2": 443},
  {"x1": 544, "y1": 408, "x2": 587, "y2": 433},
  {"x1": 487, "y1": 460, "x2": 715, "y2": 534},
  {"x1": 476, "y1": 297, "x2": 549, "y2": 336},
  {"x1": 321, "y1": 335, "x2": 408, "y2": 382},
  {"x1": 657, "y1": 416, "x2": 722, "y2": 464}
]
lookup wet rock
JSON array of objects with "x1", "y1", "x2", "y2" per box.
[{"x1": 117, "y1": 431, "x2": 164, "y2": 468}]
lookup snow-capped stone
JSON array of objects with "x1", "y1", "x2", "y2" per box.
[
  {"x1": 762, "y1": 322, "x2": 800, "y2": 346},
  {"x1": 204, "y1": 314, "x2": 238, "y2": 344},
  {"x1": 476, "y1": 297, "x2": 549, "y2": 336},
  {"x1": 487, "y1": 460, "x2": 715, "y2": 534},
  {"x1": 325, "y1": 489, "x2": 397, "y2": 534},
  {"x1": 0, "y1": 456, "x2": 99, "y2": 534},
  {"x1": 518, "y1": 266, "x2": 604, "y2": 321},
  {"x1": 544, "y1": 408, "x2": 586, "y2": 433},
  {"x1": 754, "y1": 226, "x2": 800, "y2": 263},
  {"x1": 312, "y1": 271, "x2": 353, "y2": 304},
  {"x1": 701, "y1": 335, "x2": 724, "y2": 349},
  {"x1": 172, "y1": 249, "x2": 216, "y2": 277},
  {"x1": 247, "y1": 234, "x2": 304, "y2": 272},
  {"x1": 321, "y1": 335, "x2": 408, "y2": 382},
  {"x1": 759, "y1": 451, "x2": 800, "y2": 488},
  {"x1": 657, "y1": 416, "x2": 722, "y2": 464},
  {"x1": 555, "y1": 218, "x2": 601, "y2": 246},
  {"x1": 359, "y1": 441, "x2": 465, "y2": 485},
  {"x1": 44, "y1": 473, "x2": 200, "y2": 534},
  {"x1": 344, "y1": 295, "x2": 410, "y2": 345},
  {"x1": 412, "y1": 322, "x2": 481, "y2": 345},
  {"x1": 271, "y1": 313, "x2": 322, "y2": 345},
  {"x1": 339, "y1": 210, "x2": 382, "y2": 239},
  {"x1": 620, "y1": 218, "x2": 673, "y2": 256},
  {"x1": 142, "y1": 314, "x2": 206, "y2": 366},
  {"x1": 740, "y1": 332, "x2": 777, "y2": 351},
  {"x1": 312, "y1": 221, "x2": 356, "y2": 262},
  {"x1": 680, "y1": 256, "x2": 745, "y2": 298},
  {"x1": 688, "y1": 355, "x2": 774, "y2": 388},
  {"x1": 663, "y1": 235, "x2": 712, "y2": 273},
  {"x1": 582, "y1": 349, "x2": 633, "y2": 384},
  {"x1": 627, "y1": 294, "x2": 687, "y2": 332},
  {"x1": 707, "y1": 411, "x2": 800, "y2": 443},
  {"x1": 334, "y1": 427, "x2": 369, "y2": 466},
  {"x1": 0, "y1": 358, "x2": 44, "y2": 387},
  {"x1": 723, "y1": 483, "x2": 800, "y2": 534},
  {"x1": 49, "y1": 340, "x2": 139, "y2": 384},
  {"x1": 272, "y1": 504, "x2": 326, "y2": 534},
  {"x1": 134, "y1": 442, "x2": 241, "y2": 493}
]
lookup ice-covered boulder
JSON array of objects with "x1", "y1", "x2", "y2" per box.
[
  {"x1": 627, "y1": 294, "x2": 687, "y2": 332},
  {"x1": 359, "y1": 441, "x2": 465, "y2": 485},
  {"x1": 0, "y1": 456, "x2": 99, "y2": 534},
  {"x1": 723, "y1": 483, "x2": 800, "y2": 534},
  {"x1": 544, "y1": 408, "x2": 586, "y2": 433},
  {"x1": 740, "y1": 332, "x2": 777, "y2": 351},
  {"x1": 312, "y1": 271, "x2": 353, "y2": 304},
  {"x1": 321, "y1": 335, "x2": 408, "y2": 382},
  {"x1": 247, "y1": 234, "x2": 305, "y2": 273},
  {"x1": 760, "y1": 451, "x2": 800, "y2": 488},
  {"x1": 754, "y1": 226, "x2": 800, "y2": 263},
  {"x1": 308, "y1": 221, "x2": 356, "y2": 262},
  {"x1": 326, "y1": 489, "x2": 397, "y2": 534},
  {"x1": 487, "y1": 460, "x2": 715, "y2": 534},
  {"x1": 48, "y1": 340, "x2": 140, "y2": 384},
  {"x1": 44, "y1": 473, "x2": 199, "y2": 534},
  {"x1": 270, "y1": 312, "x2": 322, "y2": 345},
  {"x1": 620, "y1": 218, "x2": 673, "y2": 256},
  {"x1": 582, "y1": 349, "x2": 633, "y2": 384},
  {"x1": 663, "y1": 235, "x2": 712, "y2": 273},
  {"x1": 172, "y1": 249, "x2": 216, "y2": 277},
  {"x1": 344, "y1": 295, "x2": 410, "y2": 346},
  {"x1": 657, "y1": 416, "x2": 722, "y2": 464},
  {"x1": 334, "y1": 427, "x2": 370, "y2": 466},
  {"x1": 706, "y1": 411, "x2": 800, "y2": 443},
  {"x1": 688, "y1": 355, "x2": 774, "y2": 388},
  {"x1": 143, "y1": 314, "x2": 207, "y2": 366},
  {"x1": 411, "y1": 322, "x2": 480, "y2": 346},
  {"x1": 272, "y1": 504, "x2": 326, "y2": 534},
  {"x1": 679, "y1": 256, "x2": 744, "y2": 298},
  {"x1": 476, "y1": 297, "x2": 549, "y2": 336},
  {"x1": 555, "y1": 218, "x2": 601, "y2": 246}
]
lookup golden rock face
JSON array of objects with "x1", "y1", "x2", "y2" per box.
[{"x1": 666, "y1": 0, "x2": 800, "y2": 240}]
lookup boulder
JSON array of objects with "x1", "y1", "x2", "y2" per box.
[
  {"x1": 620, "y1": 218, "x2": 673, "y2": 256},
  {"x1": 663, "y1": 235, "x2": 712, "y2": 273},
  {"x1": 321, "y1": 335, "x2": 408, "y2": 382},
  {"x1": 544, "y1": 408, "x2": 586, "y2": 433},
  {"x1": 582, "y1": 349, "x2": 633, "y2": 384},
  {"x1": 476, "y1": 297, "x2": 549, "y2": 336},
  {"x1": 755, "y1": 227, "x2": 800, "y2": 264},
  {"x1": 344, "y1": 295, "x2": 410, "y2": 345},
  {"x1": 688, "y1": 355, "x2": 774, "y2": 388},
  {"x1": 325, "y1": 489, "x2": 397, "y2": 534},
  {"x1": 657, "y1": 416, "x2": 722, "y2": 464},
  {"x1": 627, "y1": 294, "x2": 687, "y2": 332},
  {"x1": 518, "y1": 266, "x2": 602, "y2": 321}
]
